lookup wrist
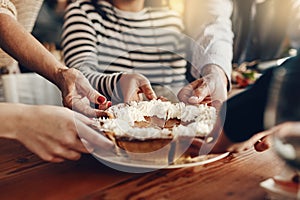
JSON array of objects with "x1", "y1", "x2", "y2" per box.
[
  {"x1": 201, "y1": 64, "x2": 228, "y2": 89},
  {"x1": 53, "y1": 66, "x2": 70, "y2": 90}
]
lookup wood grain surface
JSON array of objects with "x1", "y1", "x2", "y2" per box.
[
  {"x1": 0, "y1": 138, "x2": 286, "y2": 200},
  {"x1": 84, "y1": 150, "x2": 285, "y2": 200}
]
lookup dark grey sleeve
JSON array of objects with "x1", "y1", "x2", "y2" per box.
[
  {"x1": 223, "y1": 54, "x2": 300, "y2": 142},
  {"x1": 223, "y1": 68, "x2": 274, "y2": 142}
]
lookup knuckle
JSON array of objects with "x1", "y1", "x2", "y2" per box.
[
  {"x1": 62, "y1": 136, "x2": 77, "y2": 147},
  {"x1": 70, "y1": 153, "x2": 81, "y2": 161},
  {"x1": 43, "y1": 154, "x2": 56, "y2": 162},
  {"x1": 53, "y1": 147, "x2": 65, "y2": 156}
]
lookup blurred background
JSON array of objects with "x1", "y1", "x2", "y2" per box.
[{"x1": 1, "y1": 0, "x2": 299, "y2": 105}]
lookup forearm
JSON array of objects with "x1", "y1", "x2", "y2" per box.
[
  {"x1": 187, "y1": 0, "x2": 233, "y2": 83},
  {"x1": 201, "y1": 64, "x2": 228, "y2": 89},
  {"x1": 0, "y1": 13, "x2": 66, "y2": 86},
  {"x1": 0, "y1": 103, "x2": 29, "y2": 139}
]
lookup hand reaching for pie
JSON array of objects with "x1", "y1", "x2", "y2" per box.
[{"x1": 118, "y1": 73, "x2": 157, "y2": 102}]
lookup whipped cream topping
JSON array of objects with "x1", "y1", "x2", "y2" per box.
[
  {"x1": 107, "y1": 103, "x2": 146, "y2": 125},
  {"x1": 101, "y1": 118, "x2": 172, "y2": 140},
  {"x1": 172, "y1": 121, "x2": 214, "y2": 137},
  {"x1": 100, "y1": 100, "x2": 217, "y2": 139},
  {"x1": 129, "y1": 100, "x2": 172, "y2": 119},
  {"x1": 180, "y1": 104, "x2": 216, "y2": 122},
  {"x1": 167, "y1": 102, "x2": 185, "y2": 119}
]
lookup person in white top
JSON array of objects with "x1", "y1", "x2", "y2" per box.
[
  {"x1": 178, "y1": 0, "x2": 300, "y2": 106},
  {"x1": 178, "y1": 0, "x2": 232, "y2": 106},
  {"x1": 0, "y1": 0, "x2": 156, "y2": 162}
]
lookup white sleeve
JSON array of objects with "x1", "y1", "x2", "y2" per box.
[
  {"x1": 184, "y1": 0, "x2": 233, "y2": 82},
  {"x1": 288, "y1": 0, "x2": 300, "y2": 49}
]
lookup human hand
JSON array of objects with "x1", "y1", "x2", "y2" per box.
[
  {"x1": 252, "y1": 122, "x2": 300, "y2": 152},
  {"x1": 178, "y1": 64, "x2": 228, "y2": 107},
  {"x1": 190, "y1": 122, "x2": 300, "y2": 156},
  {"x1": 14, "y1": 105, "x2": 113, "y2": 162},
  {"x1": 223, "y1": 122, "x2": 299, "y2": 153},
  {"x1": 119, "y1": 73, "x2": 157, "y2": 102},
  {"x1": 55, "y1": 68, "x2": 111, "y2": 117},
  {"x1": 178, "y1": 115, "x2": 270, "y2": 156}
]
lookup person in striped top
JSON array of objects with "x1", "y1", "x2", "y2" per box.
[{"x1": 61, "y1": 0, "x2": 187, "y2": 102}]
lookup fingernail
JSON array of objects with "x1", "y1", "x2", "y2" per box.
[
  {"x1": 97, "y1": 96, "x2": 106, "y2": 104},
  {"x1": 107, "y1": 101, "x2": 112, "y2": 107}
]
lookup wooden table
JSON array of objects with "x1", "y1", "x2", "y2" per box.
[{"x1": 0, "y1": 138, "x2": 286, "y2": 200}]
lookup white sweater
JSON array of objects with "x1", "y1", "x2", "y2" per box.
[{"x1": 184, "y1": 0, "x2": 233, "y2": 82}]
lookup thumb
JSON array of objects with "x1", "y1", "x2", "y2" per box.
[{"x1": 188, "y1": 84, "x2": 210, "y2": 104}]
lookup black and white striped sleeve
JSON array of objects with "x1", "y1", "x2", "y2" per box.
[{"x1": 61, "y1": 2, "x2": 123, "y2": 101}]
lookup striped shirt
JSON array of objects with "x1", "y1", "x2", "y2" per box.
[{"x1": 62, "y1": 0, "x2": 187, "y2": 100}]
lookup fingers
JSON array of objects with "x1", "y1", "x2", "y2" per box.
[
  {"x1": 119, "y1": 73, "x2": 157, "y2": 102},
  {"x1": 76, "y1": 71, "x2": 107, "y2": 105},
  {"x1": 190, "y1": 82, "x2": 210, "y2": 104},
  {"x1": 179, "y1": 73, "x2": 227, "y2": 106},
  {"x1": 71, "y1": 97, "x2": 111, "y2": 118},
  {"x1": 73, "y1": 113, "x2": 112, "y2": 151},
  {"x1": 69, "y1": 137, "x2": 91, "y2": 154},
  {"x1": 81, "y1": 138, "x2": 94, "y2": 153},
  {"x1": 248, "y1": 127, "x2": 277, "y2": 152},
  {"x1": 98, "y1": 101, "x2": 112, "y2": 110},
  {"x1": 157, "y1": 96, "x2": 169, "y2": 101},
  {"x1": 72, "y1": 98, "x2": 99, "y2": 117},
  {"x1": 50, "y1": 157, "x2": 65, "y2": 163},
  {"x1": 75, "y1": 119, "x2": 113, "y2": 151},
  {"x1": 177, "y1": 84, "x2": 193, "y2": 103},
  {"x1": 27, "y1": 137, "x2": 84, "y2": 162},
  {"x1": 84, "y1": 85, "x2": 107, "y2": 105},
  {"x1": 140, "y1": 82, "x2": 157, "y2": 100},
  {"x1": 62, "y1": 68, "x2": 110, "y2": 114},
  {"x1": 74, "y1": 111, "x2": 95, "y2": 125},
  {"x1": 47, "y1": 149, "x2": 82, "y2": 162},
  {"x1": 123, "y1": 87, "x2": 139, "y2": 103},
  {"x1": 178, "y1": 78, "x2": 211, "y2": 105},
  {"x1": 54, "y1": 146, "x2": 83, "y2": 161},
  {"x1": 94, "y1": 109, "x2": 111, "y2": 118}
]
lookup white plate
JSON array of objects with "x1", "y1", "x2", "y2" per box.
[
  {"x1": 260, "y1": 178, "x2": 298, "y2": 200},
  {"x1": 93, "y1": 151, "x2": 230, "y2": 170}
]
